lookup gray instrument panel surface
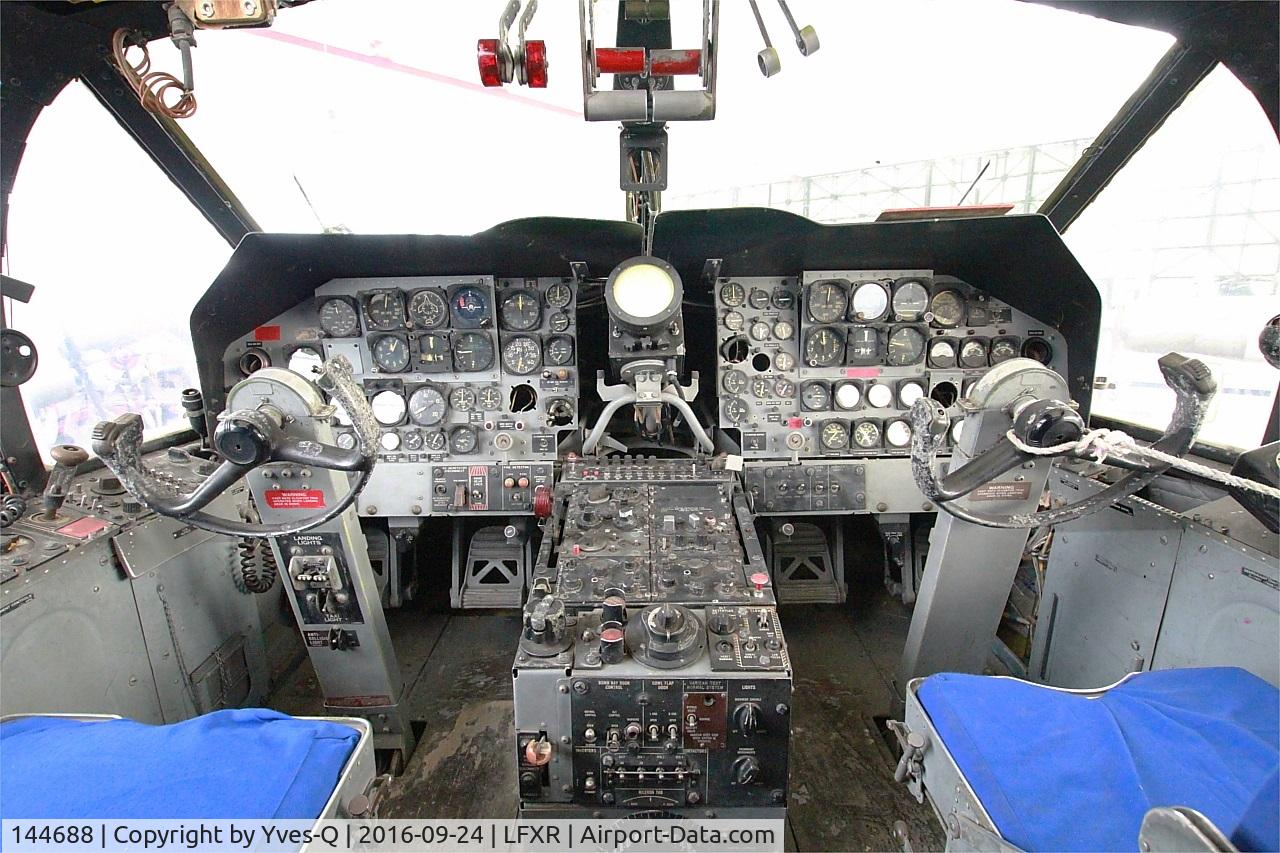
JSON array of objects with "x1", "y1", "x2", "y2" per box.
[{"x1": 220, "y1": 275, "x2": 579, "y2": 517}]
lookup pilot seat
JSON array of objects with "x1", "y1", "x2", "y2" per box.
[{"x1": 895, "y1": 666, "x2": 1279, "y2": 852}]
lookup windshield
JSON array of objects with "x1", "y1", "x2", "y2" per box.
[{"x1": 179, "y1": 0, "x2": 1174, "y2": 232}]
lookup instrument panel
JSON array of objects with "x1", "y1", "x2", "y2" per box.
[
  {"x1": 221, "y1": 275, "x2": 580, "y2": 517},
  {"x1": 715, "y1": 270, "x2": 1067, "y2": 462}
]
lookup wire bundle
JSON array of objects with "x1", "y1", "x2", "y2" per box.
[{"x1": 111, "y1": 29, "x2": 197, "y2": 119}]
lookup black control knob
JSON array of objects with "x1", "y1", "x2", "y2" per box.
[
  {"x1": 601, "y1": 593, "x2": 627, "y2": 625},
  {"x1": 599, "y1": 624, "x2": 625, "y2": 664},
  {"x1": 734, "y1": 702, "x2": 762, "y2": 736},
  {"x1": 732, "y1": 756, "x2": 761, "y2": 785}
]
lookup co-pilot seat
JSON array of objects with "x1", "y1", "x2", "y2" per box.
[{"x1": 896, "y1": 667, "x2": 1279, "y2": 853}]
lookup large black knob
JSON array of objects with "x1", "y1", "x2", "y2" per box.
[
  {"x1": 733, "y1": 702, "x2": 762, "y2": 736},
  {"x1": 732, "y1": 755, "x2": 761, "y2": 785}
]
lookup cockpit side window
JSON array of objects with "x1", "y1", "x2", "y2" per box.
[
  {"x1": 5, "y1": 83, "x2": 233, "y2": 463},
  {"x1": 1065, "y1": 66, "x2": 1280, "y2": 452}
]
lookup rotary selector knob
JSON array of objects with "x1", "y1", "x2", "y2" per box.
[
  {"x1": 734, "y1": 702, "x2": 762, "y2": 736},
  {"x1": 732, "y1": 755, "x2": 761, "y2": 785}
]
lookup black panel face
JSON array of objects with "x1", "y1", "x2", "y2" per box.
[{"x1": 283, "y1": 532, "x2": 364, "y2": 625}]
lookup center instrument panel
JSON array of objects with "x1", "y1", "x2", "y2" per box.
[
  {"x1": 714, "y1": 269, "x2": 1068, "y2": 515},
  {"x1": 220, "y1": 275, "x2": 579, "y2": 517}
]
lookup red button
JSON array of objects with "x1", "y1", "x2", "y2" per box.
[
  {"x1": 786, "y1": 417, "x2": 803, "y2": 428},
  {"x1": 750, "y1": 572, "x2": 769, "y2": 590}
]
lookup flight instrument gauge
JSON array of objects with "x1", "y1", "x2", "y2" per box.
[
  {"x1": 407, "y1": 385, "x2": 447, "y2": 426},
  {"x1": 834, "y1": 382, "x2": 861, "y2": 410},
  {"x1": 849, "y1": 282, "x2": 890, "y2": 322},
  {"x1": 364, "y1": 291, "x2": 405, "y2": 330},
  {"x1": 928, "y1": 339, "x2": 957, "y2": 367},
  {"x1": 287, "y1": 346, "x2": 323, "y2": 377},
  {"x1": 548, "y1": 311, "x2": 571, "y2": 333},
  {"x1": 719, "y1": 282, "x2": 745, "y2": 307},
  {"x1": 751, "y1": 376, "x2": 773, "y2": 399},
  {"x1": 750, "y1": 321, "x2": 771, "y2": 341},
  {"x1": 545, "y1": 282, "x2": 572, "y2": 308},
  {"x1": 803, "y1": 327, "x2": 844, "y2": 367},
  {"x1": 723, "y1": 369, "x2": 747, "y2": 394},
  {"x1": 801, "y1": 381, "x2": 830, "y2": 410},
  {"x1": 424, "y1": 431, "x2": 447, "y2": 452},
  {"x1": 886, "y1": 327, "x2": 926, "y2": 365},
  {"x1": 772, "y1": 287, "x2": 795, "y2": 310},
  {"x1": 408, "y1": 289, "x2": 448, "y2": 329},
  {"x1": 450, "y1": 285, "x2": 490, "y2": 327},
  {"x1": 371, "y1": 335, "x2": 411, "y2": 372},
  {"x1": 853, "y1": 421, "x2": 882, "y2": 449},
  {"x1": 820, "y1": 421, "x2": 850, "y2": 450},
  {"x1": 502, "y1": 335, "x2": 541, "y2": 374},
  {"x1": 371, "y1": 389, "x2": 407, "y2": 425},
  {"x1": 724, "y1": 311, "x2": 745, "y2": 332},
  {"x1": 892, "y1": 279, "x2": 930, "y2": 320},
  {"x1": 319, "y1": 297, "x2": 360, "y2": 337},
  {"x1": 723, "y1": 397, "x2": 749, "y2": 423},
  {"x1": 847, "y1": 327, "x2": 880, "y2": 365},
  {"x1": 478, "y1": 386, "x2": 502, "y2": 410},
  {"x1": 773, "y1": 320, "x2": 794, "y2": 340},
  {"x1": 335, "y1": 432, "x2": 357, "y2": 450},
  {"x1": 452, "y1": 332, "x2": 494, "y2": 371},
  {"x1": 500, "y1": 290, "x2": 541, "y2": 331},
  {"x1": 960, "y1": 339, "x2": 989, "y2": 368},
  {"x1": 417, "y1": 333, "x2": 452, "y2": 370},
  {"x1": 544, "y1": 335, "x2": 574, "y2": 366},
  {"x1": 866, "y1": 383, "x2": 893, "y2": 408},
  {"x1": 775, "y1": 352, "x2": 796, "y2": 371},
  {"x1": 449, "y1": 386, "x2": 477, "y2": 411},
  {"x1": 929, "y1": 290, "x2": 966, "y2": 328},
  {"x1": 807, "y1": 281, "x2": 847, "y2": 323},
  {"x1": 886, "y1": 420, "x2": 913, "y2": 448},
  {"x1": 898, "y1": 381, "x2": 926, "y2": 408},
  {"x1": 403, "y1": 430, "x2": 424, "y2": 451},
  {"x1": 990, "y1": 337, "x2": 1019, "y2": 364},
  {"x1": 774, "y1": 378, "x2": 796, "y2": 398},
  {"x1": 748, "y1": 289, "x2": 771, "y2": 310},
  {"x1": 449, "y1": 425, "x2": 479, "y2": 454}
]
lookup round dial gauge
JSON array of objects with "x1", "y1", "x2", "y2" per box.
[
  {"x1": 424, "y1": 430, "x2": 447, "y2": 451},
  {"x1": 335, "y1": 432, "x2": 357, "y2": 450},
  {"x1": 751, "y1": 377, "x2": 773, "y2": 399},
  {"x1": 847, "y1": 327, "x2": 880, "y2": 364},
  {"x1": 452, "y1": 332, "x2": 494, "y2": 371},
  {"x1": 801, "y1": 381, "x2": 830, "y2": 410},
  {"x1": 380, "y1": 432, "x2": 401, "y2": 451},
  {"x1": 821, "y1": 421, "x2": 849, "y2": 450},
  {"x1": 807, "y1": 281, "x2": 848, "y2": 323},
  {"x1": 364, "y1": 291, "x2": 405, "y2": 330},
  {"x1": 451, "y1": 285, "x2": 490, "y2": 326},
  {"x1": 898, "y1": 381, "x2": 926, "y2": 408},
  {"x1": 418, "y1": 333, "x2": 451, "y2": 368},
  {"x1": 501, "y1": 335, "x2": 541, "y2": 374},
  {"x1": 749, "y1": 321, "x2": 771, "y2": 341},
  {"x1": 866, "y1": 383, "x2": 894, "y2": 408},
  {"x1": 449, "y1": 386, "x2": 477, "y2": 411},
  {"x1": 748, "y1": 289, "x2": 771, "y2": 310},
  {"x1": 773, "y1": 320, "x2": 794, "y2": 340},
  {"x1": 548, "y1": 311, "x2": 571, "y2": 333},
  {"x1": 449, "y1": 425, "x2": 478, "y2": 454},
  {"x1": 500, "y1": 289, "x2": 541, "y2": 331},
  {"x1": 853, "y1": 421, "x2": 882, "y2": 449},
  {"x1": 723, "y1": 397, "x2": 749, "y2": 423},
  {"x1": 545, "y1": 282, "x2": 572, "y2": 308},
  {"x1": 886, "y1": 326, "x2": 926, "y2": 366},
  {"x1": 849, "y1": 282, "x2": 890, "y2": 322},
  {"x1": 724, "y1": 311, "x2": 745, "y2": 332},
  {"x1": 408, "y1": 289, "x2": 448, "y2": 329},
  {"x1": 319, "y1": 298, "x2": 360, "y2": 337},
  {"x1": 886, "y1": 420, "x2": 913, "y2": 447},
  {"x1": 719, "y1": 282, "x2": 746, "y2": 307},
  {"x1": 774, "y1": 378, "x2": 796, "y2": 398},
  {"x1": 722, "y1": 369, "x2": 747, "y2": 394},
  {"x1": 407, "y1": 385, "x2": 447, "y2": 426},
  {"x1": 929, "y1": 290, "x2": 966, "y2": 328},
  {"x1": 371, "y1": 390, "x2": 406, "y2": 426},
  {"x1": 929, "y1": 339, "x2": 957, "y2": 367},
  {"x1": 990, "y1": 338, "x2": 1019, "y2": 363},
  {"x1": 960, "y1": 339, "x2": 989, "y2": 368},
  {"x1": 804, "y1": 327, "x2": 844, "y2": 367},
  {"x1": 544, "y1": 335, "x2": 574, "y2": 366},
  {"x1": 1022, "y1": 338, "x2": 1053, "y2": 365},
  {"x1": 950, "y1": 419, "x2": 965, "y2": 444},
  {"x1": 834, "y1": 382, "x2": 861, "y2": 410},
  {"x1": 371, "y1": 335, "x2": 411, "y2": 372},
  {"x1": 775, "y1": 352, "x2": 796, "y2": 371},
  {"x1": 403, "y1": 430, "x2": 424, "y2": 451},
  {"x1": 892, "y1": 279, "x2": 930, "y2": 320},
  {"x1": 478, "y1": 386, "x2": 502, "y2": 410},
  {"x1": 772, "y1": 287, "x2": 795, "y2": 310},
  {"x1": 287, "y1": 346, "x2": 323, "y2": 377}
]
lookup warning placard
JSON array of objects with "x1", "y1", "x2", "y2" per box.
[{"x1": 264, "y1": 489, "x2": 326, "y2": 509}]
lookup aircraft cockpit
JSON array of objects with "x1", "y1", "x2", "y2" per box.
[{"x1": 1, "y1": 2, "x2": 1277, "y2": 851}]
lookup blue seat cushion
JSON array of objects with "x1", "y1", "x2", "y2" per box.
[
  {"x1": 918, "y1": 667, "x2": 1279, "y2": 852},
  {"x1": 0, "y1": 708, "x2": 360, "y2": 820}
]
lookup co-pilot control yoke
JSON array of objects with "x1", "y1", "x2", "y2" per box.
[{"x1": 92, "y1": 357, "x2": 414, "y2": 762}]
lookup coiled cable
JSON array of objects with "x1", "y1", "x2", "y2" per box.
[
  {"x1": 235, "y1": 537, "x2": 279, "y2": 594},
  {"x1": 0, "y1": 495, "x2": 26, "y2": 528},
  {"x1": 111, "y1": 29, "x2": 197, "y2": 120}
]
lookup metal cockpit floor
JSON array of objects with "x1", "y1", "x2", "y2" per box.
[{"x1": 269, "y1": 585, "x2": 944, "y2": 852}]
